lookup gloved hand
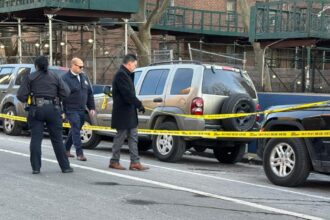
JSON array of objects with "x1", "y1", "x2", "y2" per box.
[{"x1": 138, "y1": 105, "x2": 145, "y2": 114}]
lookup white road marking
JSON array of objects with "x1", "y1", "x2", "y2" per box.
[
  {"x1": 86, "y1": 152, "x2": 330, "y2": 201},
  {"x1": 0, "y1": 148, "x2": 324, "y2": 220},
  {"x1": 4, "y1": 137, "x2": 330, "y2": 201}
]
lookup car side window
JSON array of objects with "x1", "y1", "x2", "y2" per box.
[
  {"x1": 0, "y1": 67, "x2": 14, "y2": 85},
  {"x1": 133, "y1": 71, "x2": 142, "y2": 87},
  {"x1": 139, "y1": 69, "x2": 169, "y2": 95},
  {"x1": 170, "y1": 68, "x2": 193, "y2": 95},
  {"x1": 15, "y1": 67, "x2": 31, "y2": 86}
]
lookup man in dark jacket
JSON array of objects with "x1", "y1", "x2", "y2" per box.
[
  {"x1": 109, "y1": 54, "x2": 149, "y2": 171},
  {"x1": 17, "y1": 56, "x2": 73, "y2": 174},
  {"x1": 62, "y1": 57, "x2": 95, "y2": 161}
]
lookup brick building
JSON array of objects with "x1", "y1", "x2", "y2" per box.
[{"x1": 0, "y1": 0, "x2": 329, "y2": 92}]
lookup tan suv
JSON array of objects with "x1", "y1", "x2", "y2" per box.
[
  {"x1": 86, "y1": 61, "x2": 259, "y2": 163},
  {"x1": 0, "y1": 64, "x2": 69, "y2": 136}
]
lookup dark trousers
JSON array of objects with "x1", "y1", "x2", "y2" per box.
[
  {"x1": 28, "y1": 104, "x2": 70, "y2": 172},
  {"x1": 110, "y1": 128, "x2": 140, "y2": 163},
  {"x1": 65, "y1": 110, "x2": 85, "y2": 156}
]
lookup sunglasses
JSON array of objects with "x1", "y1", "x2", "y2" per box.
[{"x1": 74, "y1": 64, "x2": 84, "y2": 69}]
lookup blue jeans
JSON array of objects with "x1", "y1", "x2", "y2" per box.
[{"x1": 65, "y1": 110, "x2": 85, "y2": 156}]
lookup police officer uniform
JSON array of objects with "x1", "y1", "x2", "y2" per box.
[
  {"x1": 62, "y1": 70, "x2": 95, "y2": 160},
  {"x1": 17, "y1": 56, "x2": 73, "y2": 174}
]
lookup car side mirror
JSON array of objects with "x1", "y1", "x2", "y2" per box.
[{"x1": 103, "y1": 86, "x2": 112, "y2": 97}]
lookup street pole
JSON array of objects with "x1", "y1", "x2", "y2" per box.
[
  {"x1": 261, "y1": 39, "x2": 285, "y2": 91},
  {"x1": 17, "y1": 18, "x2": 22, "y2": 64},
  {"x1": 46, "y1": 14, "x2": 54, "y2": 65},
  {"x1": 124, "y1": 19, "x2": 128, "y2": 55}
]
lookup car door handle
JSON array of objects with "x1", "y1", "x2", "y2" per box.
[{"x1": 153, "y1": 97, "x2": 163, "y2": 103}]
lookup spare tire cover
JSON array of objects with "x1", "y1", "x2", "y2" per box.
[{"x1": 220, "y1": 93, "x2": 256, "y2": 131}]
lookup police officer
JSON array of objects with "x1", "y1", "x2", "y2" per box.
[
  {"x1": 17, "y1": 56, "x2": 73, "y2": 174},
  {"x1": 62, "y1": 57, "x2": 95, "y2": 161}
]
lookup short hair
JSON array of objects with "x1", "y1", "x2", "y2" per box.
[
  {"x1": 123, "y1": 54, "x2": 137, "y2": 64},
  {"x1": 34, "y1": 56, "x2": 49, "y2": 72}
]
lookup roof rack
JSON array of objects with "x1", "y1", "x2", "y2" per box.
[{"x1": 148, "y1": 60, "x2": 202, "y2": 66}]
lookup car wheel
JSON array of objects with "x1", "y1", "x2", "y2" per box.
[
  {"x1": 213, "y1": 143, "x2": 246, "y2": 164},
  {"x1": 138, "y1": 140, "x2": 152, "y2": 152},
  {"x1": 3, "y1": 106, "x2": 22, "y2": 136},
  {"x1": 221, "y1": 94, "x2": 256, "y2": 131},
  {"x1": 263, "y1": 138, "x2": 311, "y2": 187},
  {"x1": 152, "y1": 121, "x2": 186, "y2": 162},
  {"x1": 81, "y1": 117, "x2": 101, "y2": 149}
]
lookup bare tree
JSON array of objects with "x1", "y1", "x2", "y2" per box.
[
  {"x1": 128, "y1": 0, "x2": 170, "y2": 67},
  {"x1": 239, "y1": 0, "x2": 272, "y2": 91}
]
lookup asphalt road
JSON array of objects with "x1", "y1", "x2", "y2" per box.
[{"x1": 0, "y1": 133, "x2": 329, "y2": 220}]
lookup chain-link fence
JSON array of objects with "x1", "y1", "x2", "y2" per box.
[
  {"x1": 0, "y1": 21, "x2": 330, "y2": 92},
  {"x1": 261, "y1": 48, "x2": 330, "y2": 93}
]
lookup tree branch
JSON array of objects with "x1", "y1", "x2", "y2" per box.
[
  {"x1": 136, "y1": 0, "x2": 146, "y2": 22},
  {"x1": 127, "y1": 24, "x2": 145, "y2": 53},
  {"x1": 238, "y1": 0, "x2": 251, "y2": 30},
  {"x1": 144, "y1": 0, "x2": 170, "y2": 31}
]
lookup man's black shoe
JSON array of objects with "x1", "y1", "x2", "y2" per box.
[
  {"x1": 62, "y1": 167, "x2": 74, "y2": 173},
  {"x1": 32, "y1": 170, "x2": 40, "y2": 174}
]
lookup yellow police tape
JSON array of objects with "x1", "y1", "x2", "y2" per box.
[
  {"x1": 145, "y1": 100, "x2": 329, "y2": 120},
  {"x1": 101, "y1": 94, "x2": 330, "y2": 119},
  {"x1": 2, "y1": 112, "x2": 330, "y2": 138}
]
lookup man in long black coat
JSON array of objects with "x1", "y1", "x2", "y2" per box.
[{"x1": 109, "y1": 54, "x2": 149, "y2": 171}]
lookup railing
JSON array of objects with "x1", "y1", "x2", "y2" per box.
[
  {"x1": 0, "y1": 0, "x2": 138, "y2": 13},
  {"x1": 250, "y1": 0, "x2": 330, "y2": 41},
  {"x1": 0, "y1": 0, "x2": 88, "y2": 8},
  {"x1": 147, "y1": 3, "x2": 246, "y2": 37}
]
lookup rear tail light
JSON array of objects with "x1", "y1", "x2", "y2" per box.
[
  {"x1": 256, "y1": 103, "x2": 261, "y2": 121},
  {"x1": 191, "y1": 97, "x2": 204, "y2": 115}
]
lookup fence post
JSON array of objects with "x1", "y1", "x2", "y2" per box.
[
  {"x1": 301, "y1": 47, "x2": 305, "y2": 92},
  {"x1": 17, "y1": 18, "x2": 22, "y2": 64},
  {"x1": 243, "y1": 51, "x2": 246, "y2": 71},
  {"x1": 92, "y1": 23, "x2": 97, "y2": 84}
]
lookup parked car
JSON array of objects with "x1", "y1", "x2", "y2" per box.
[
  {"x1": 85, "y1": 61, "x2": 260, "y2": 163},
  {"x1": 0, "y1": 64, "x2": 69, "y2": 135},
  {"x1": 257, "y1": 104, "x2": 330, "y2": 187}
]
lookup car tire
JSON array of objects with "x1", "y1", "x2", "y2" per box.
[
  {"x1": 138, "y1": 140, "x2": 152, "y2": 152},
  {"x1": 263, "y1": 138, "x2": 311, "y2": 187},
  {"x1": 221, "y1": 94, "x2": 256, "y2": 131},
  {"x1": 213, "y1": 143, "x2": 246, "y2": 164},
  {"x1": 81, "y1": 116, "x2": 101, "y2": 149},
  {"x1": 152, "y1": 121, "x2": 186, "y2": 162},
  {"x1": 3, "y1": 106, "x2": 22, "y2": 136}
]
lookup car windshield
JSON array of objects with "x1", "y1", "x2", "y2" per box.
[{"x1": 202, "y1": 68, "x2": 257, "y2": 98}]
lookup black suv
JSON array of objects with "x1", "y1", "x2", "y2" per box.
[{"x1": 257, "y1": 104, "x2": 330, "y2": 187}]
